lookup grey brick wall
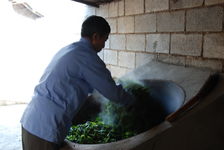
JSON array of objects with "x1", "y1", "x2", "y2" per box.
[
  {"x1": 109, "y1": 66, "x2": 131, "y2": 78},
  {"x1": 118, "y1": 16, "x2": 134, "y2": 33},
  {"x1": 171, "y1": 34, "x2": 202, "y2": 56},
  {"x1": 91, "y1": 0, "x2": 224, "y2": 78},
  {"x1": 125, "y1": 0, "x2": 144, "y2": 15},
  {"x1": 186, "y1": 6, "x2": 223, "y2": 32},
  {"x1": 145, "y1": 0, "x2": 169, "y2": 12},
  {"x1": 136, "y1": 53, "x2": 155, "y2": 67},
  {"x1": 85, "y1": 6, "x2": 96, "y2": 18},
  {"x1": 205, "y1": 0, "x2": 224, "y2": 5},
  {"x1": 170, "y1": 0, "x2": 203, "y2": 9},
  {"x1": 186, "y1": 57, "x2": 223, "y2": 71},
  {"x1": 157, "y1": 54, "x2": 186, "y2": 66},
  {"x1": 135, "y1": 14, "x2": 156, "y2": 33},
  {"x1": 118, "y1": 51, "x2": 135, "y2": 68},
  {"x1": 107, "y1": 18, "x2": 117, "y2": 33},
  {"x1": 108, "y1": 2, "x2": 118, "y2": 17},
  {"x1": 98, "y1": 50, "x2": 104, "y2": 60},
  {"x1": 203, "y1": 33, "x2": 224, "y2": 59},
  {"x1": 105, "y1": 38, "x2": 110, "y2": 49},
  {"x1": 126, "y1": 34, "x2": 146, "y2": 51},
  {"x1": 104, "y1": 50, "x2": 118, "y2": 65},
  {"x1": 118, "y1": 0, "x2": 124, "y2": 16},
  {"x1": 96, "y1": 4, "x2": 108, "y2": 18},
  {"x1": 157, "y1": 11, "x2": 185, "y2": 32},
  {"x1": 110, "y1": 34, "x2": 126, "y2": 50},
  {"x1": 146, "y1": 34, "x2": 170, "y2": 53}
]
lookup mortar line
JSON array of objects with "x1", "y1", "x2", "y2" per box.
[
  {"x1": 223, "y1": 6, "x2": 224, "y2": 31},
  {"x1": 169, "y1": 33, "x2": 171, "y2": 54},
  {"x1": 184, "y1": 9, "x2": 186, "y2": 32},
  {"x1": 155, "y1": 8, "x2": 158, "y2": 32},
  {"x1": 120, "y1": 3, "x2": 224, "y2": 18},
  {"x1": 134, "y1": 51, "x2": 137, "y2": 68},
  {"x1": 109, "y1": 31, "x2": 223, "y2": 36},
  {"x1": 116, "y1": 50, "x2": 118, "y2": 66},
  {"x1": 145, "y1": 33, "x2": 147, "y2": 52},
  {"x1": 168, "y1": 0, "x2": 171, "y2": 10},
  {"x1": 144, "y1": 0, "x2": 146, "y2": 13},
  {"x1": 222, "y1": 60, "x2": 224, "y2": 72},
  {"x1": 201, "y1": 33, "x2": 205, "y2": 57},
  {"x1": 124, "y1": 0, "x2": 126, "y2": 16}
]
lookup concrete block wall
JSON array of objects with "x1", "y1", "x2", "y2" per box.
[{"x1": 86, "y1": 0, "x2": 224, "y2": 78}]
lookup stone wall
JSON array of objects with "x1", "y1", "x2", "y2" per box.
[{"x1": 85, "y1": 0, "x2": 224, "y2": 78}]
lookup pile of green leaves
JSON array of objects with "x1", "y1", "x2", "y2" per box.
[
  {"x1": 66, "y1": 120, "x2": 135, "y2": 144},
  {"x1": 66, "y1": 81, "x2": 161, "y2": 144},
  {"x1": 101, "y1": 81, "x2": 155, "y2": 134}
]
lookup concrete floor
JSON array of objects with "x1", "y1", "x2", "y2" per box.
[{"x1": 0, "y1": 104, "x2": 27, "y2": 150}]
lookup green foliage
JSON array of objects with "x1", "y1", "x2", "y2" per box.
[
  {"x1": 66, "y1": 81, "x2": 160, "y2": 144},
  {"x1": 67, "y1": 121, "x2": 120, "y2": 144},
  {"x1": 101, "y1": 81, "x2": 154, "y2": 134}
]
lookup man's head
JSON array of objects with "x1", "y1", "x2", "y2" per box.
[{"x1": 81, "y1": 15, "x2": 111, "y2": 52}]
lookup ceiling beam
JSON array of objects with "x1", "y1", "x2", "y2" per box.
[
  {"x1": 72, "y1": 0, "x2": 100, "y2": 7},
  {"x1": 71, "y1": 0, "x2": 114, "y2": 7}
]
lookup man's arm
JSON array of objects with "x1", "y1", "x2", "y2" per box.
[{"x1": 81, "y1": 54, "x2": 134, "y2": 106}]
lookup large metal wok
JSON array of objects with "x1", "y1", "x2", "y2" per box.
[{"x1": 61, "y1": 79, "x2": 185, "y2": 150}]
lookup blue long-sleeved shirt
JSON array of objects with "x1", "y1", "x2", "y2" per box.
[{"x1": 20, "y1": 38, "x2": 134, "y2": 144}]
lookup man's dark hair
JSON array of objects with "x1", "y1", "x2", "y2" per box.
[{"x1": 81, "y1": 15, "x2": 111, "y2": 38}]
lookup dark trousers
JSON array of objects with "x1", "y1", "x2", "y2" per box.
[{"x1": 22, "y1": 127, "x2": 61, "y2": 150}]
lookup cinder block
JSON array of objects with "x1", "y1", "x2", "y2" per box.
[
  {"x1": 126, "y1": 34, "x2": 145, "y2": 51},
  {"x1": 186, "y1": 6, "x2": 223, "y2": 31},
  {"x1": 118, "y1": 16, "x2": 134, "y2": 33},
  {"x1": 106, "y1": 64, "x2": 111, "y2": 71},
  {"x1": 136, "y1": 53, "x2": 155, "y2": 67},
  {"x1": 205, "y1": 0, "x2": 224, "y2": 5},
  {"x1": 118, "y1": 51, "x2": 135, "y2": 68},
  {"x1": 157, "y1": 54, "x2": 186, "y2": 66},
  {"x1": 107, "y1": 18, "x2": 117, "y2": 33},
  {"x1": 108, "y1": 2, "x2": 118, "y2": 17},
  {"x1": 104, "y1": 50, "x2": 118, "y2": 65},
  {"x1": 135, "y1": 14, "x2": 156, "y2": 33},
  {"x1": 171, "y1": 34, "x2": 202, "y2": 56},
  {"x1": 203, "y1": 33, "x2": 224, "y2": 59},
  {"x1": 105, "y1": 38, "x2": 110, "y2": 49},
  {"x1": 85, "y1": 6, "x2": 96, "y2": 17},
  {"x1": 110, "y1": 66, "x2": 131, "y2": 78},
  {"x1": 186, "y1": 57, "x2": 223, "y2": 72},
  {"x1": 110, "y1": 34, "x2": 126, "y2": 50},
  {"x1": 146, "y1": 34, "x2": 170, "y2": 54},
  {"x1": 170, "y1": 0, "x2": 203, "y2": 9},
  {"x1": 96, "y1": 4, "x2": 109, "y2": 18},
  {"x1": 118, "y1": 0, "x2": 124, "y2": 16},
  {"x1": 125, "y1": 0, "x2": 144, "y2": 15},
  {"x1": 157, "y1": 11, "x2": 185, "y2": 32},
  {"x1": 98, "y1": 50, "x2": 104, "y2": 60},
  {"x1": 145, "y1": 0, "x2": 169, "y2": 12}
]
